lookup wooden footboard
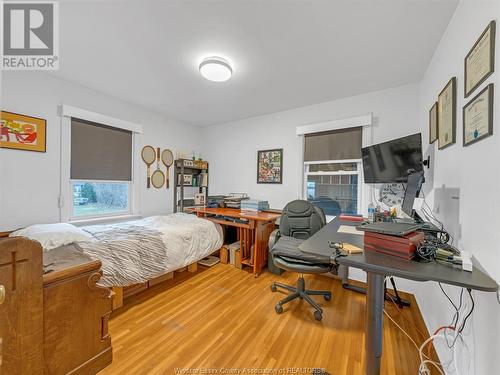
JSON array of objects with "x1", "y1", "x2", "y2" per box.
[{"x1": 111, "y1": 261, "x2": 199, "y2": 310}]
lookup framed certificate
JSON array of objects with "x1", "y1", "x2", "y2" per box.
[
  {"x1": 429, "y1": 102, "x2": 438, "y2": 144},
  {"x1": 438, "y1": 77, "x2": 456, "y2": 150},
  {"x1": 464, "y1": 21, "x2": 495, "y2": 98},
  {"x1": 463, "y1": 83, "x2": 494, "y2": 146}
]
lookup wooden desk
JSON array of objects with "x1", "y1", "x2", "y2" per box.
[{"x1": 190, "y1": 207, "x2": 280, "y2": 276}]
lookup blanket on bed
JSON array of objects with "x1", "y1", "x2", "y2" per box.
[
  {"x1": 76, "y1": 213, "x2": 223, "y2": 287},
  {"x1": 77, "y1": 224, "x2": 168, "y2": 287}
]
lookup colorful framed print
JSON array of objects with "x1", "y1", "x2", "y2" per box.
[
  {"x1": 257, "y1": 148, "x2": 283, "y2": 184},
  {"x1": 463, "y1": 83, "x2": 494, "y2": 147},
  {"x1": 465, "y1": 21, "x2": 495, "y2": 98},
  {"x1": 437, "y1": 77, "x2": 457, "y2": 150},
  {"x1": 0, "y1": 111, "x2": 46, "y2": 152},
  {"x1": 429, "y1": 101, "x2": 438, "y2": 144}
]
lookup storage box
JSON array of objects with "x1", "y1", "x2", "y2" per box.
[
  {"x1": 226, "y1": 241, "x2": 240, "y2": 265},
  {"x1": 364, "y1": 231, "x2": 424, "y2": 260},
  {"x1": 220, "y1": 247, "x2": 229, "y2": 264}
]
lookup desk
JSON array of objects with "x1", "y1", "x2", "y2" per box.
[
  {"x1": 300, "y1": 217, "x2": 498, "y2": 375},
  {"x1": 189, "y1": 207, "x2": 281, "y2": 276}
]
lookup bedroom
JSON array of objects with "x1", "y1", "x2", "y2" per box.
[{"x1": 0, "y1": 1, "x2": 499, "y2": 374}]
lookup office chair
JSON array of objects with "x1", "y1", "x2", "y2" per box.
[{"x1": 269, "y1": 200, "x2": 334, "y2": 321}]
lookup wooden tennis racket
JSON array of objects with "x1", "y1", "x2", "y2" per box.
[
  {"x1": 151, "y1": 147, "x2": 165, "y2": 188},
  {"x1": 141, "y1": 145, "x2": 156, "y2": 188},
  {"x1": 161, "y1": 149, "x2": 174, "y2": 189}
]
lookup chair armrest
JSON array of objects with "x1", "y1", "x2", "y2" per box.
[{"x1": 268, "y1": 229, "x2": 281, "y2": 250}]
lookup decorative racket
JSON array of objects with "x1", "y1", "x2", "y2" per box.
[
  {"x1": 141, "y1": 145, "x2": 156, "y2": 188},
  {"x1": 161, "y1": 149, "x2": 174, "y2": 189},
  {"x1": 151, "y1": 147, "x2": 165, "y2": 188}
]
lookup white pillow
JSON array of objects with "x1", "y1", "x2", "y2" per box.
[{"x1": 10, "y1": 223, "x2": 93, "y2": 251}]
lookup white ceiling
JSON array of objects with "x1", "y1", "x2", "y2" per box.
[{"x1": 53, "y1": 0, "x2": 458, "y2": 127}]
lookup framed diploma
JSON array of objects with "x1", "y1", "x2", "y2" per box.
[
  {"x1": 429, "y1": 102, "x2": 438, "y2": 144},
  {"x1": 464, "y1": 20, "x2": 495, "y2": 98},
  {"x1": 438, "y1": 77, "x2": 457, "y2": 150},
  {"x1": 463, "y1": 83, "x2": 494, "y2": 146}
]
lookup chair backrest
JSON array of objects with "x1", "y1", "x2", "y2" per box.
[{"x1": 279, "y1": 200, "x2": 326, "y2": 240}]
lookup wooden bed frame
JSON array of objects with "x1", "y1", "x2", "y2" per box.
[
  {"x1": 0, "y1": 231, "x2": 208, "y2": 311},
  {"x1": 111, "y1": 262, "x2": 198, "y2": 310}
]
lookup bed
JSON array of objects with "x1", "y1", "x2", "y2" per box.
[{"x1": 10, "y1": 213, "x2": 223, "y2": 308}]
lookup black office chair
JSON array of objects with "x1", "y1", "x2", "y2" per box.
[{"x1": 269, "y1": 200, "x2": 334, "y2": 321}]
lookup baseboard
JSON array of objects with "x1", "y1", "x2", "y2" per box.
[{"x1": 67, "y1": 346, "x2": 112, "y2": 375}]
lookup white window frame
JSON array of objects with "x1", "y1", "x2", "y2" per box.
[
  {"x1": 303, "y1": 159, "x2": 364, "y2": 219},
  {"x1": 59, "y1": 105, "x2": 142, "y2": 224}
]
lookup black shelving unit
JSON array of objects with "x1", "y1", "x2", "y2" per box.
[{"x1": 173, "y1": 159, "x2": 209, "y2": 213}]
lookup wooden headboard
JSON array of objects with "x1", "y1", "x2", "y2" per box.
[{"x1": 0, "y1": 231, "x2": 13, "y2": 238}]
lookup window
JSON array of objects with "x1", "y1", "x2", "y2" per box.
[
  {"x1": 305, "y1": 160, "x2": 362, "y2": 216},
  {"x1": 72, "y1": 181, "x2": 130, "y2": 217},
  {"x1": 70, "y1": 118, "x2": 133, "y2": 219},
  {"x1": 303, "y1": 127, "x2": 363, "y2": 217}
]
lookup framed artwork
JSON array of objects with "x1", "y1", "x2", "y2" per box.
[
  {"x1": 465, "y1": 20, "x2": 495, "y2": 98},
  {"x1": 437, "y1": 77, "x2": 457, "y2": 150},
  {"x1": 0, "y1": 111, "x2": 46, "y2": 152},
  {"x1": 429, "y1": 102, "x2": 438, "y2": 144},
  {"x1": 463, "y1": 83, "x2": 494, "y2": 147},
  {"x1": 257, "y1": 148, "x2": 283, "y2": 184}
]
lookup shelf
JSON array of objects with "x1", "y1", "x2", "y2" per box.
[
  {"x1": 202, "y1": 217, "x2": 251, "y2": 229},
  {"x1": 175, "y1": 165, "x2": 208, "y2": 171},
  {"x1": 241, "y1": 259, "x2": 253, "y2": 267}
]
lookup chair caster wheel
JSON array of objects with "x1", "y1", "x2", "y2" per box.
[
  {"x1": 275, "y1": 304, "x2": 283, "y2": 314},
  {"x1": 271, "y1": 284, "x2": 277, "y2": 293},
  {"x1": 314, "y1": 310, "x2": 322, "y2": 321},
  {"x1": 324, "y1": 294, "x2": 331, "y2": 301}
]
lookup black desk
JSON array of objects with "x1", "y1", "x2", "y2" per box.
[{"x1": 300, "y1": 217, "x2": 498, "y2": 375}]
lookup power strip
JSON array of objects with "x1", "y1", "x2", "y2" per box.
[{"x1": 461, "y1": 251, "x2": 473, "y2": 272}]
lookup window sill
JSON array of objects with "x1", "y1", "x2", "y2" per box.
[{"x1": 69, "y1": 214, "x2": 142, "y2": 227}]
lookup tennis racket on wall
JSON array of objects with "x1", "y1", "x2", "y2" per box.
[
  {"x1": 141, "y1": 145, "x2": 156, "y2": 188},
  {"x1": 161, "y1": 149, "x2": 174, "y2": 188},
  {"x1": 151, "y1": 147, "x2": 166, "y2": 188}
]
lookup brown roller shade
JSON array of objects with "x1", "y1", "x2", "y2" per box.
[
  {"x1": 71, "y1": 118, "x2": 132, "y2": 181},
  {"x1": 304, "y1": 127, "x2": 362, "y2": 162}
]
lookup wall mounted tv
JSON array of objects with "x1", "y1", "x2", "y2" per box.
[{"x1": 362, "y1": 133, "x2": 423, "y2": 183}]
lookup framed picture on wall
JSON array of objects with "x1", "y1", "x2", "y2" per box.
[
  {"x1": 0, "y1": 111, "x2": 47, "y2": 152},
  {"x1": 437, "y1": 77, "x2": 457, "y2": 150},
  {"x1": 463, "y1": 83, "x2": 494, "y2": 146},
  {"x1": 257, "y1": 148, "x2": 283, "y2": 184},
  {"x1": 464, "y1": 20, "x2": 495, "y2": 98},
  {"x1": 429, "y1": 101, "x2": 438, "y2": 144}
]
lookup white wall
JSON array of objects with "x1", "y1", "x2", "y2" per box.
[
  {"x1": 416, "y1": 1, "x2": 500, "y2": 374},
  {"x1": 201, "y1": 83, "x2": 420, "y2": 211},
  {"x1": 0, "y1": 71, "x2": 201, "y2": 231}
]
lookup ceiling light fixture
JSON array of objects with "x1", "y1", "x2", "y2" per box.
[{"x1": 199, "y1": 56, "x2": 232, "y2": 82}]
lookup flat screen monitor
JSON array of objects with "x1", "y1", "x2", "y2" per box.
[
  {"x1": 402, "y1": 172, "x2": 424, "y2": 218},
  {"x1": 362, "y1": 133, "x2": 423, "y2": 183}
]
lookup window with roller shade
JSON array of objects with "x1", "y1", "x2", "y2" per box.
[
  {"x1": 304, "y1": 127, "x2": 363, "y2": 216},
  {"x1": 70, "y1": 118, "x2": 133, "y2": 219}
]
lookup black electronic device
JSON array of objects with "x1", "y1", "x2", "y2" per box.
[
  {"x1": 402, "y1": 171, "x2": 425, "y2": 219},
  {"x1": 362, "y1": 133, "x2": 423, "y2": 183},
  {"x1": 356, "y1": 222, "x2": 421, "y2": 237}
]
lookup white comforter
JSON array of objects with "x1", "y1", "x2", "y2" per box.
[
  {"x1": 128, "y1": 213, "x2": 223, "y2": 269},
  {"x1": 78, "y1": 213, "x2": 223, "y2": 286}
]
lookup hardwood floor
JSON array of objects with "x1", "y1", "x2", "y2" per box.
[{"x1": 99, "y1": 264, "x2": 437, "y2": 375}]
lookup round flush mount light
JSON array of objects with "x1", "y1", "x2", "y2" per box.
[{"x1": 199, "y1": 56, "x2": 232, "y2": 82}]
